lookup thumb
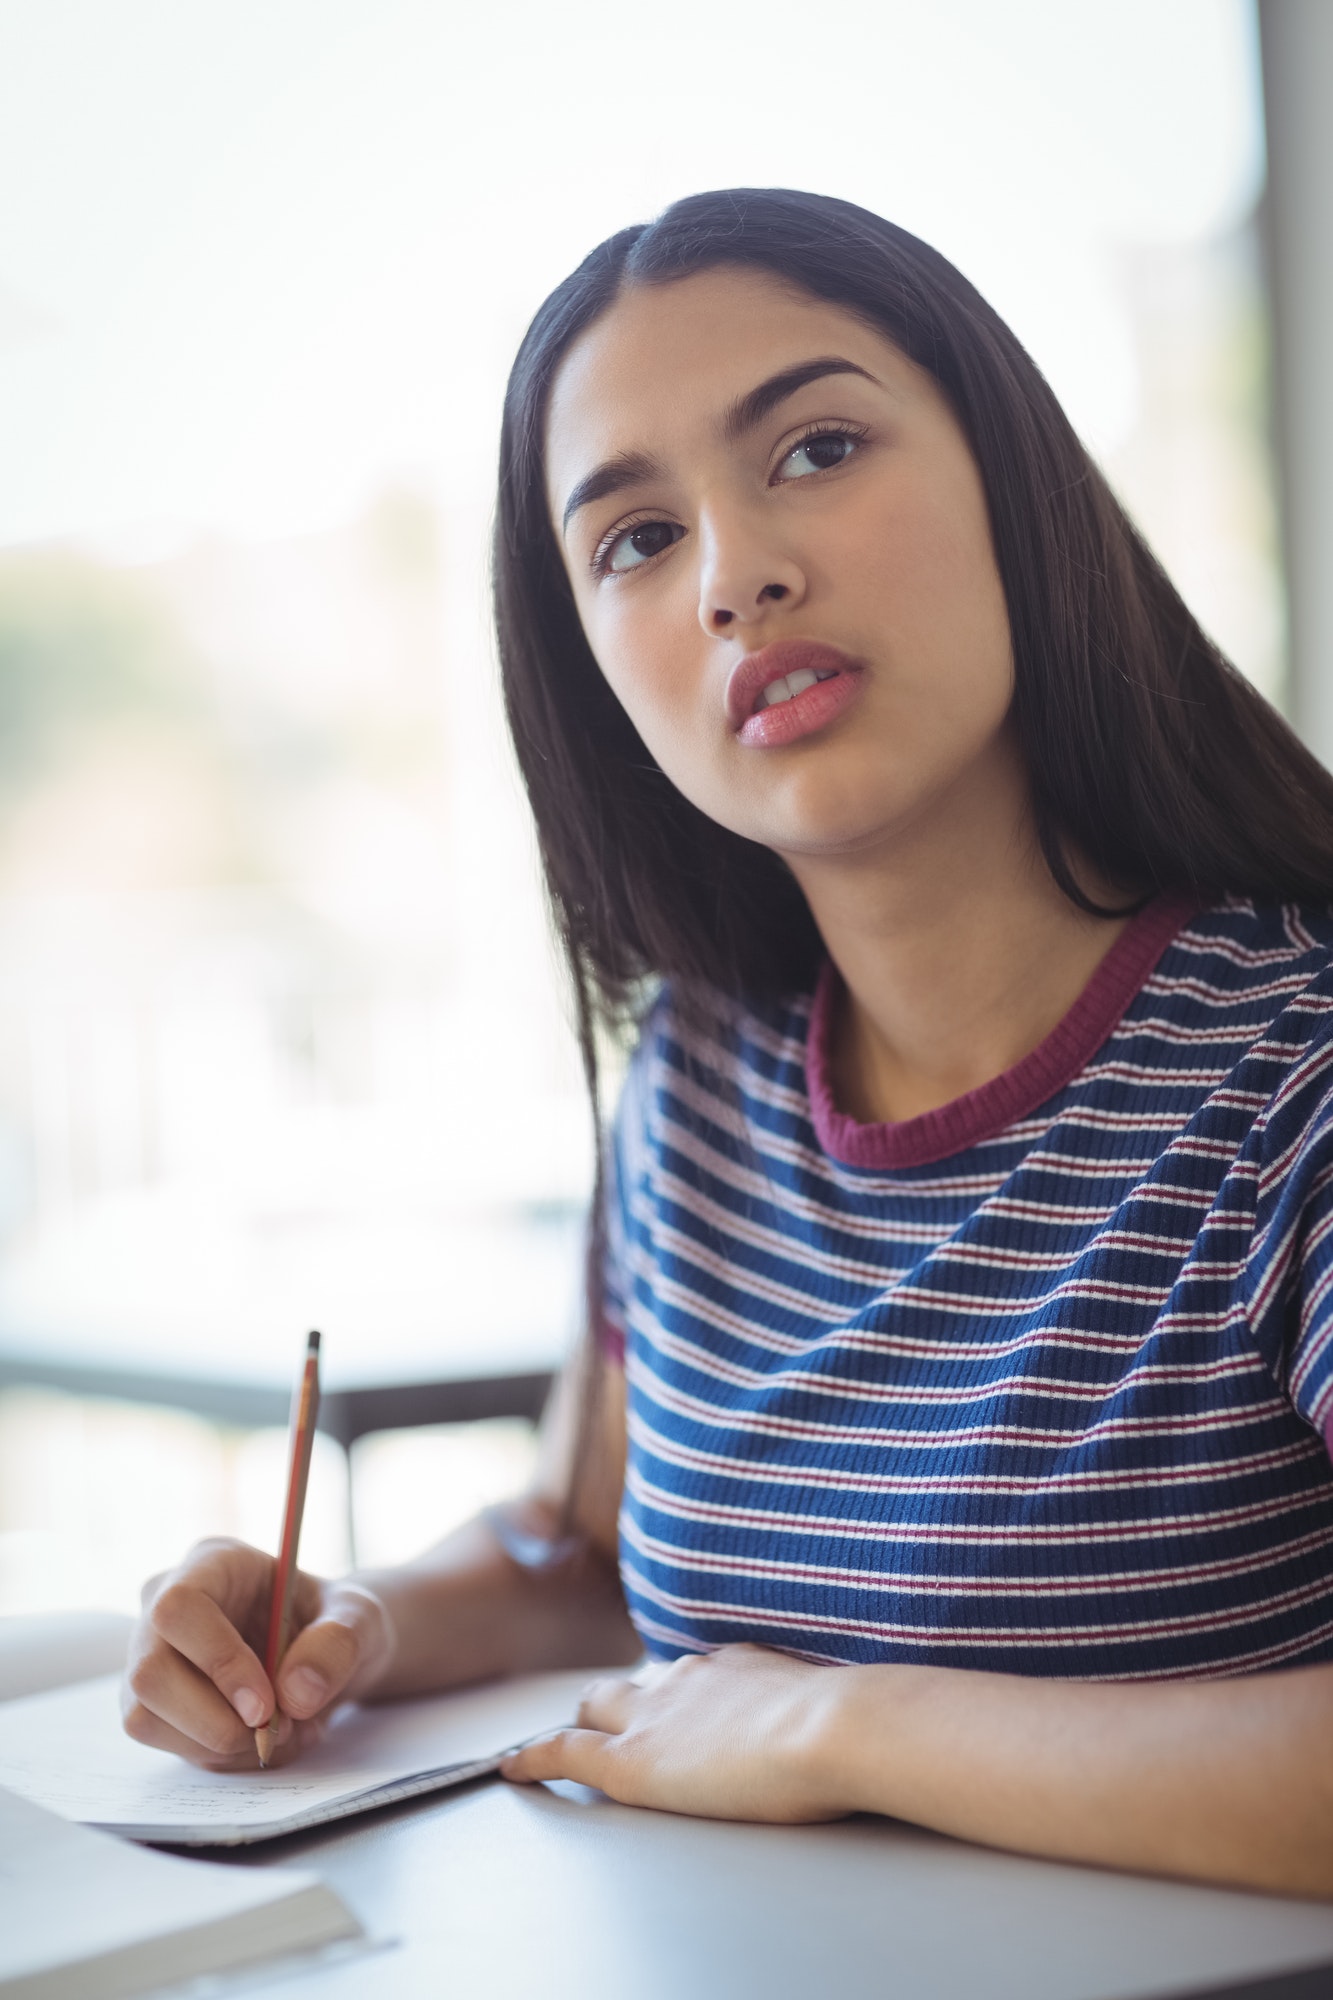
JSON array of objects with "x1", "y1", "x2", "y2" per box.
[{"x1": 275, "y1": 1583, "x2": 393, "y2": 1719}]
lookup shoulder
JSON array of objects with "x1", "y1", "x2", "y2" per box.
[
  {"x1": 1166, "y1": 897, "x2": 1333, "y2": 993},
  {"x1": 616, "y1": 979, "x2": 819, "y2": 1147},
  {"x1": 1147, "y1": 897, "x2": 1333, "y2": 1060},
  {"x1": 631, "y1": 979, "x2": 813, "y2": 1072},
  {"x1": 1168, "y1": 899, "x2": 1333, "y2": 1169}
]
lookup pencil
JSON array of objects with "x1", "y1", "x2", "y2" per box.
[{"x1": 255, "y1": 1330, "x2": 322, "y2": 1767}]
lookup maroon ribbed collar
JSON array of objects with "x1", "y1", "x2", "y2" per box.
[{"x1": 805, "y1": 895, "x2": 1197, "y2": 1170}]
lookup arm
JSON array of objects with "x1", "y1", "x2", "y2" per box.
[
  {"x1": 501, "y1": 1643, "x2": 1333, "y2": 1899},
  {"x1": 355, "y1": 1359, "x2": 638, "y2": 1700},
  {"x1": 122, "y1": 1355, "x2": 638, "y2": 1769}
]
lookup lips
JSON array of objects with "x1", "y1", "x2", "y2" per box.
[{"x1": 724, "y1": 641, "x2": 862, "y2": 734}]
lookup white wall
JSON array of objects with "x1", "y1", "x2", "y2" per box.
[{"x1": 1259, "y1": 0, "x2": 1333, "y2": 765}]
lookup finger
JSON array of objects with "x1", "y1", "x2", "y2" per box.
[
  {"x1": 148, "y1": 1579, "x2": 274, "y2": 1728},
  {"x1": 124, "y1": 1697, "x2": 317, "y2": 1771},
  {"x1": 122, "y1": 1658, "x2": 295, "y2": 1766},
  {"x1": 124, "y1": 1698, "x2": 262, "y2": 1770},
  {"x1": 500, "y1": 1728, "x2": 615, "y2": 1788},
  {"x1": 167, "y1": 1539, "x2": 275, "y2": 1635},
  {"x1": 575, "y1": 1675, "x2": 640, "y2": 1733},
  {"x1": 124, "y1": 1702, "x2": 298, "y2": 1770},
  {"x1": 275, "y1": 1587, "x2": 385, "y2": 1719},
  {"x1": 629, "y1": 1658, "x2": 675, "y2": 1690}
]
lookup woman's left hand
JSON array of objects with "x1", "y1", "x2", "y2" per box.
[{"x1": 499, "y1": 1642, "x2": 854, "y2": 1822}]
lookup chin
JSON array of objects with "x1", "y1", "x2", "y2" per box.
[
  {"x1": 746, "y1": 783, "x2": 920, "y2": 860},
  {"x1": 738, "y1": 806, "x2": 903, "y2": 860},
  {"x1": 686, "y1": 752, "x2": 928, "y2": 859}
]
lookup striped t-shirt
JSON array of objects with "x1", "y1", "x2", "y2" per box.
[{"x1": 603, "y1": 897, "x2": 1333, "y2": 1680}]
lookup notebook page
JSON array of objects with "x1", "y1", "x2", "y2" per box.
[{"x1": 0, "y1": 1668, "x2": 593, "y2": 1836}]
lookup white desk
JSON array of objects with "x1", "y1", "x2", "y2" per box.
[
  {"x1": 3, "y1": 1619, "x2": 1331, "y2": 2000},
  {"x1": 215, "y1": 1775, "x2": 1333, "y2": 2000}
]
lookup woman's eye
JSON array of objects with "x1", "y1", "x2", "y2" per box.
[
  {"x1": 605, "y1": 520, "x2": 684, "y2": 574},
  {"x1": 777, "y1": 431, "x2": 858, "y2": 481}
]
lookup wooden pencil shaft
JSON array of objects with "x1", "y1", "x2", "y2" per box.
[
  {"x1": 263, "y1": 1363, "x2": 320, "y2": 1673},
  {"x1": 256, "y1": 1333, "x2": 321, "y2": 1764}
]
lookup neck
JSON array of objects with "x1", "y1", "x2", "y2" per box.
[{"x1": 783, "y1": 750, "x2": 1129, "y2": 1127}]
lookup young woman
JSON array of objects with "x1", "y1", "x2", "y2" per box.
[{"x1": 123, "y1": 189, "x2": 1333, "y2": 1898}]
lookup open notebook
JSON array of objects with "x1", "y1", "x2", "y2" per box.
[
  {"x1": 0, "y1": 1784, "x2": 360, "y2": 1998},
  {"x1": 0, "y1": 1667, "x2": 597, "y2": 1846}
]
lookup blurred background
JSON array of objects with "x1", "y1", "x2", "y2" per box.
[{"x1": 0, "y1": 0, "x2": 1305, "y2": 1610}]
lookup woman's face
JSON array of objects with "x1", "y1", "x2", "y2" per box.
[{"x1": 544, "y1": 267, "x2": 1017, "y2": 867}]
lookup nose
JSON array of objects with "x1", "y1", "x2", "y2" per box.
[{"x1": 697, "y1": 514, "x2": 807, "y2": 639}]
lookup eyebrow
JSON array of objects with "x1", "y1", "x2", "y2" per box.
[
  {"x1": 719, "y1": 355, "x2": 878, "y2": 443},
  {"x1": 560, "y1": 448, "x2": 663, "y2": 535},
  {"x1": 559, "y1": 355, "x2": 878, "y2": 536}
]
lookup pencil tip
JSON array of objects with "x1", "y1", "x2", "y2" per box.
[{"x1": 308, "y1": 1329, "x2": 321, "y2": 1353}]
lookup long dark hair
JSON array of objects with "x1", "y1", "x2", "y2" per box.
[{"x1": 492, "y1": 188, "x2": 1333, "y2": 1514}]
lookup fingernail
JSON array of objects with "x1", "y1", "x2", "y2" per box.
[
  {"x1": 234, "y1": 1687, "x2": 266, "y2": 1728},
  {"x1": 283, "y1": 1666, "x2": 328, "y2": 1713}
]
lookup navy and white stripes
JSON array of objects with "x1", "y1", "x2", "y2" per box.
[{"x1": 605, "y1": 899, "x2": 1333, "y2": 1679}]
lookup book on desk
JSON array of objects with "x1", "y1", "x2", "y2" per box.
[
  {"x1": 0, "y1": 1665, "x2": 595, "y2": 1846},
  {"x1": 0, "y1": 1666, "x2": 600, "y2": 1998},
  {"x1": 0, "y1": 1783, "x2": 361, "y2": 1999}
]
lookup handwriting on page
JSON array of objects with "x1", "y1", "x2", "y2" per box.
[
  {"x1": 0, "y1": 1666, "x2": 590, "y2": 1836},
  {"x1": 0, "y1": 1750, "x2": 403, "y2": 1825},
  {"x1": 0, "y1": 1676, "x2": 404, "y2": 1826}
]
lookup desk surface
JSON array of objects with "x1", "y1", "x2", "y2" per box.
[{"x1": 217, "y1": 1775, "x2": 1333, "y2": 2000}]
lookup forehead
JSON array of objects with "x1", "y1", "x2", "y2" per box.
[{"x1": 544, "y1": 268, "x2": 914, "y2": 502}]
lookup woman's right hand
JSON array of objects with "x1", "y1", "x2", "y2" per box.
[{"x1": 121, "y1": 1538, "x2": 395, "y2": 1771}]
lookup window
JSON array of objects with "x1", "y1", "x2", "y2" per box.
[{"x1": 0, "y1": 0, "x2": 1276, "y2": 1611}]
